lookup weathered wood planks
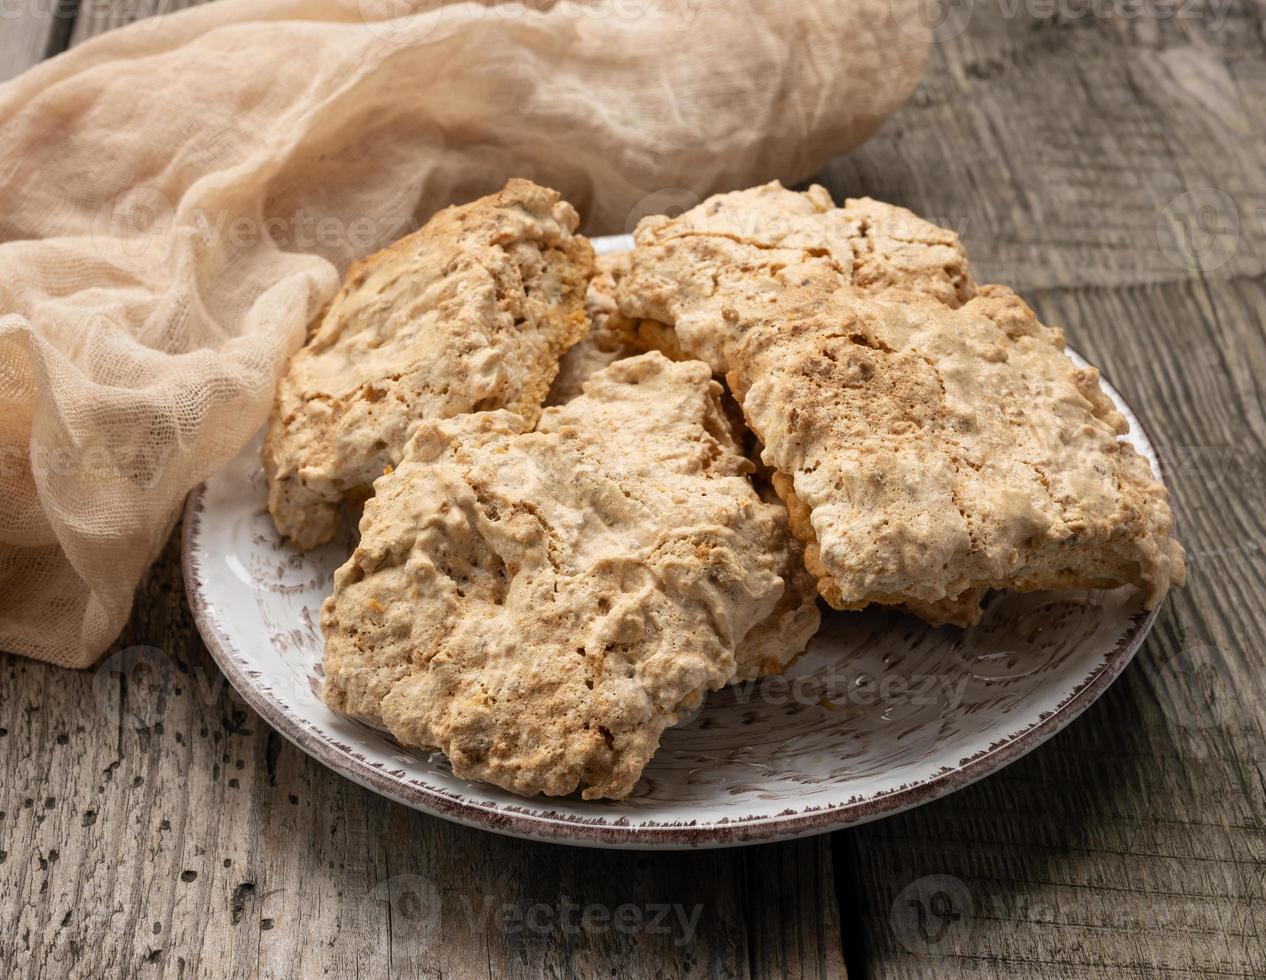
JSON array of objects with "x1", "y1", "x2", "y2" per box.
[{"x1": 2, "y1": 1, "x2": 1265, "y2": 977}]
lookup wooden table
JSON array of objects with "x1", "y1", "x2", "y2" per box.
[{"x1": 3, "y1": 3, "x2": 1264, "y2": 977}]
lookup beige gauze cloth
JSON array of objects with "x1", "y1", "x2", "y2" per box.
[{"x1": 0, "y1": 0, "x2": 927, "y2": 668}]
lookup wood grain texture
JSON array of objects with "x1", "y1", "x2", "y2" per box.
[
  {"x1": 826, "y1": 3, "x2": 1266, "y2": 976},
  {"x1": 838, "y1": 280, "x2": 1266, "y2": 979},
  {"x1": 3, "y1": 0, "x2": 1266, "y2": 978},
  {"x1": 824, "y1": 1, "x2": 1266, "y2": 291},
  {"x1": 8, "y1": 7, "x2": 849, "y2": 980},
  {"x1": 0, "y1": 528, "x2": 847, "y2": 979}
]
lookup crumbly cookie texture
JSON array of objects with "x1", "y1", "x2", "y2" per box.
[
  {"x1": 545, "y1": 252, "x2": 636, "y2": 406},
  {"x1": 615, "y1": 180, "x2": 975, "y2": 373},
  {"x1": 320, "y1": 353, "x2": 819, "y2": 800},
  {"x1": 725, "y1": 283, "x2": 1186, "y2": 625},
  {"x1": 617, "y1": 181, "x2": 985, "y2": 624},
  {"x1": 769, "y1": 465, "x2": 989, "y2": 629},
  {"x1": 262, "y1": 179, "x2": 595, "y2": 549},
  {"x1": 735, "y1": 481, "x2": 822, "y2": 679},
  {"x1": 549, "y1": 256, "x2": 819, "y2": 673}
]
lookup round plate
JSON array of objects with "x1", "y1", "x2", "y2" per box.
[{"x1": 182, "y1": 237, "x2": 1166, "y2": 849}]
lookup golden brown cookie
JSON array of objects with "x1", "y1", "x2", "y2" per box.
[
  {"x1": 617, "y1": 182, "x2": 986, "y2": 623},
  {"x1": 320, "y1": 353, "x2": 819, "y2": 800},
  {"x1": 615, "y1": 180, "x2": 975, "y2": 373},
  {"x1": 618, "y1": 182, "x2": 1184, "y2": 624},
  {"x1": 263, "y1": 179, "x2": 595, "y2": 549},
  {"x1": 725, "y1": 283, "x2": 1186, "y2": 624}
]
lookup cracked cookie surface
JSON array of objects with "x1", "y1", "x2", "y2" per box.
[
  {"x1": 725, "y1": 283, "x2": 1186, "y2": 625},
  {"x1": 320, "y1": 352, "x2": 818, "y2": 800},
  {"x1": 617, "y1": 182, "x2": 986, "y2": 623},
  {"x1": 545, "y1": 252, "x2": 635, "y2": 406},
  {"x1": 615, "y1": 180, "x2": 975, "y2": 374},
  {"x1": 617, "y1": 182, "x2": 1183, "y2": 624},
  {"x1": 263, "y1": 179, "x2": 594, "y2": 549}
]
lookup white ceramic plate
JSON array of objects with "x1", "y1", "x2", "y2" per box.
[{"x1": 182, "y1": 236, "x2": 1165, "y2": 849}]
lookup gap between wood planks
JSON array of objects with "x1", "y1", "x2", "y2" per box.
[{"x1": 6, "y1": 2, "x2": 1266, "y2": 977}]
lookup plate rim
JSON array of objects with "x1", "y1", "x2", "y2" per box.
[
  {"x1": 180, "y1": 292, "x2": 1169, "y2": 848},
  {"x1": 181, "y1": 505, "x2": 1158, "y2": 848}
]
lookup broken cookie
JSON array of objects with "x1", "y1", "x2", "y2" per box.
[
  {"x1": 617, "y1": 182, "x2": 986, "y2": 623},
  {"x1": 320, "y1": 352, "x2": 819, "y2": 800},
  {"x1": 615, "y1": 180, "x2": 975, "y2": 373},
  {"x1": 545, "y1": 252, "x2": 636, "y2": 406},
  {"x1": 725, "y1": 283, "x2": 1186, "y2": 626},
  {"x1": 617, "y1": 182, "x2": 1184, "y2": 625},
  {"x1": 263, "y1": 179, "x2": 595, "y2": 549}
]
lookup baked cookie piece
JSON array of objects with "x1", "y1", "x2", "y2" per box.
[
  {"x1": 617, "y1": 181, "x2": 985, "y2": 623},
  {"x1": 545, "y1": 252, "x2": 636, "y2": 406},
  {"x1": 263, "y1": 179, "x2": 595, "y2": 549},
  {"x1": 320, "y1": 353, "x2": 819, "y2": 800},
  {"x1": 732, "y1": 484, "x2": 822, "y2": 680},
  {"x1": 545, "y1": 255, "x2": 817, "y2": 669},
  {"x1": 615, "y1": 181, "x2": 974, "y2": 373},
  {"x1": 725, "y1": 283, "x2": 1186, "y2": 627}
]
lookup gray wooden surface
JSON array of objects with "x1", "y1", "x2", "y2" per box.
[{"x1": 2, "y1": 2, "x2": 1264, "y2": 977}]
